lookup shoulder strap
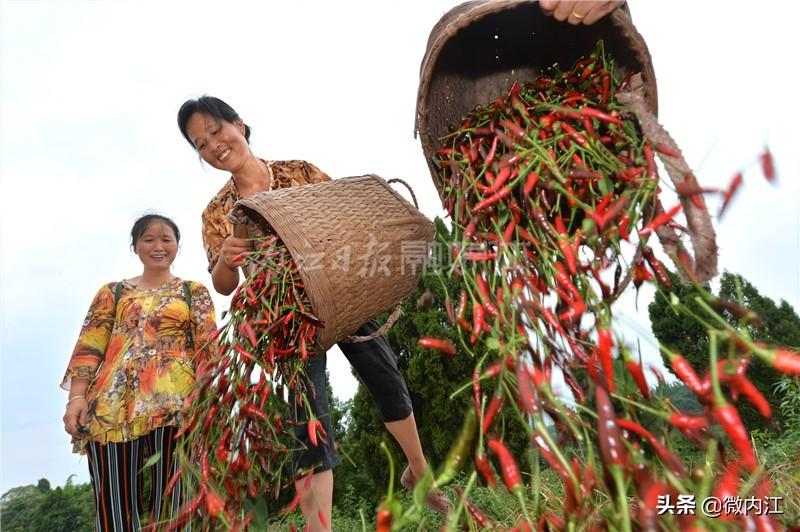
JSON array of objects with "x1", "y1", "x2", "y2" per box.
[{"x1": 183, "y1": 281, "x2": 194, "y2": 348}]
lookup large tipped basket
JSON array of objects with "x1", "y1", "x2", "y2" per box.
[
  {"x1": 416, "y1": 0, "x2": 658, "y2": 202},
  {"x1": 232, "y1": 175, "x2": 434, "y2": 351}
]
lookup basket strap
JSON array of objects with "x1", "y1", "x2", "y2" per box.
[
  {"x1": 340, "y1": 304, "x2": 403, "y2": 344},
  {"x1": 387, "y1": 178, "x2": 419, "y2": 209},
  {"x1": 616, "y1": 90, "x2": 718, "y2": 283}
]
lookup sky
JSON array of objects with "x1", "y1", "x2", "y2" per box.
[{"x1": 1, "y1": 0, "x2": 799, "y2": 494}]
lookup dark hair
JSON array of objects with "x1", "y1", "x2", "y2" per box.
[
  {"x1": 130, "y1": 214, "x2": 181, "y2": 252},
  {"x1": 177, "y1": 95, "x2": 251, "y2": 149}
]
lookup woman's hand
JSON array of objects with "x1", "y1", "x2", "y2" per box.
[
  {"x1": 539, "y1": 0, "x2": 624, "y2": 25},
  {"x1": 63, "y1": 398, "x2": 88, "y2": 437},
  {"x1": 219, "y1": 236, "x2": 251, "y2": 270}
]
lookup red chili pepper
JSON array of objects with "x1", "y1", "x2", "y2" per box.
[
  {"x1": 618, "y1": 214, "x2": 631, "y2": 240},
  {"x1": 474, "y1": 450, "x2": 497, "y2": 489},
  {"x1": 523, "y1": 169, "x2": 539, "y2": 196},
  {"x1": 232, "y1": 344, "x2": 256, "y2": 363},
  {"x1": 653, "y1": 143, "x2": 682, "y2": 159},
  {"x1": 205, "y1": 488, "x2": 225, "y2": 518},
  {"x1": 201, "y1": 451, "x2": 212, "y2": 481},
  {"x1": 595, "y1": 386, "x2": 625, "y2": 467},
  {"x1": 463, "y1": 218, "x2": 478, "y2": 240},
  {"x1": 464, "y1": 251, "x2": 497, "y2": 261},
  {"x1": 376, "y1": 508, "x2": 392, "y2": 532},
  {"x1": 455, "y1": 487, "x2": 493, "y2": 529},
  {"x1": 487, "y1": 439, "x2": 522, "y2": 492},
  {"x1": 642, "y1": 246, "x2": 672, "y2": 288},
  {"x1": 485, "y1": 135, "x2": 499, "y2": 167},
  {"x1": 713, "y1": 461, "x2": 740, "y2": 522},
  {"x1": 560, "y1": 122, "x2": 587, "y2": 146},
  {"x1": 596, "y1": 328, "x2": 615, "y2": 392},
  {"x1": 763, "y1": 348, "x2": 800, "y2": 375},
  {"x1": 516, "y1": 363, "x2": 540, "y2": 416},
  {"x1": 667, "y1": 413, "x2": 708, "y2": 430},
  {"x1": 308, "y1": 417, "x2": 319, "y2": 447},
  {"x1": 456, "y1": 290, "x2": 468, "y2": 321},
  {"x1": 638, "y1": 204, "x2": 682, "y2": 237},
  {"x1": 242, "y1": 404, "x2": 268, "y2": 422},
  {"x1": 617, "y1": 419, "x2": 687, "y2": 478},
  {"x1": 643, "y1": 144, "x2": 657, "y2": 178},
  {"x1": 579, "y1": 106, "x2": 623, "y2": 125},
  {"x1": 476, "y1": 273, "x2": 500, "y2": 318},
  {"x1": 729, "y1": 377, "x2": 771, "y2": 418},
  {"x1": 164, "y1": 468, "x2": 182, "y2": 497},
  {"x1": 487, "y1": 166, "x2": 512, "y2": 193},
  {"x1": 719, "y1": 172, "x2": 743, "y2": 217},
  {"x1": 667, "y1": 353, "x2": 706, "y2": 398},
  {"x1": 418, "y1": 336, "x2": 457, "y2": 356},
  {"x1": 216, "y1": 428, "x2": 231, "y2": 463},
  {"x1": 482, "y1": 395, "x2": 503, "y2": 433},
  {"x1": 532, "y1": 433, "x2": 569, "y2": 480},
  {"x1": 760, "y1": 147, "x2": 776, "y2": 183},
  {"x1": 625, "y1": 360, "x2": 650, "y2": 398},
  {"x1": 714, "y1": 403, "x2": 756, "y2": 470},
  {"x1": 472, "y1": 185, "x2": 511, "y2": 212},
  {"x1": 554, "y1": 217, "x2": 577, "y2": 275}
]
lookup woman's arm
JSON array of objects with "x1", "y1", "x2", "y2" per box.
[
  {"x1": 211, "y1": 253, "x2": 240, "y2": 295},
  {"x1": 63, "y1": 377, "x2": 90, "y2": 437},
  {"x1": 61, "y1": 283, "x2": 115, "y2": 437}
]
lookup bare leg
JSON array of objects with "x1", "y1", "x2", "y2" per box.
[
  {"x1": 385, "y1": 413, "x2": 451, "y2": 514},
  {"x1": 294, "y1": 470, "x2": 333, "y2": 532},
  {"x1": 384, "y1": 412, "x2": 429, "y2": 477}
]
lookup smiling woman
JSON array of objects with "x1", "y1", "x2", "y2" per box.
[
  {"x1": 60, "y1": 214, "x2": 217, "y2": 531},
  {"x1": 176, "y1": 95, "x2": 451, "y2": 529}
]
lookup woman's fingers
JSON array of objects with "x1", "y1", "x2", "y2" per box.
[
  {"x1": 581, "y1": 1, "x2": 623, "y2": 25},
  {"x1": 64, "y1": 402, "x2": 89, "y2": 436},
  {"x1": 222, "y1": 236, "x2": 252, "y2": 268},
  {"x1": 553, "y1": 0, "x2": 578, "y2": 22},
  {"x1": 539, "y1": 0, "x2": 624, "y2": 25}
]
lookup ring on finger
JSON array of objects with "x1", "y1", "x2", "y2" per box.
[{"x1": 571, "y1": 10, "x2": 586, "y2": 20}]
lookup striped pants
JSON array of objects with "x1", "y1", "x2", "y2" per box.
[{"x1": 87, "y1": 426, "x2": 183, "y2": 531}]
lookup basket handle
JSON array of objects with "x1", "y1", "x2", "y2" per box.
[
  {"x1": 340, "y1": 305, "x2": 403, "y2": 344},
  {"x1": 387, "y1": 178, "x2": 420, "y2": 209}
]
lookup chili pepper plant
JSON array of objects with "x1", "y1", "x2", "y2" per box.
[{"x1": 400, "y1": 41, "x2": 799, "y2": 531}]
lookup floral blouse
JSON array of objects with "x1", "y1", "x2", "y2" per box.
[
  {"x1": 201, "y1": 159, "x2": 330, "y2": 272},
  {"x1": 61, "y1": 278, "x2": 216, "y2": 452}
]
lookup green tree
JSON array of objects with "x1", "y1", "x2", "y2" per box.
[
  {"x1": 335, "y1": 218, "x2": 529, "y2": 512},
  {"x1": 649, "y1": 270, "x2": 800, "y2": 432},
  {"x1": 1, "y1": 476, "x2": 94, "y2": 532}
]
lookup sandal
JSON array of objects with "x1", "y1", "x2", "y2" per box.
[{"x1": 400, "y1": 465, "x2": 451, "y2": 515}]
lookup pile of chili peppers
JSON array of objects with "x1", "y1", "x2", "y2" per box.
[
  {"x1": 168, "y1": 232, "x2": 324, "y2": 530},
  {"x1": 388, "y1": 42, "x2": 800, "y2": 530}
]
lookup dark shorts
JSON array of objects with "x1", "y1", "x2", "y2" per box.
[{"x1": 290, "y1": 320, "x2": 413, "y2": 473}]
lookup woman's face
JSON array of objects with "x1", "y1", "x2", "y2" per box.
[
  {"x1": 135, "y1": 221, "x2": 178, "y2": 271},
  {"x1": 185, "y1": 112, "x2": 250, "y2": 173}
]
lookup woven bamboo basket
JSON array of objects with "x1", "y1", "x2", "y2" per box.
[
  {"x1": 232, "y1": 175, "x2": 434, "y2": 351},
  {"x1": 415, "y1": 0, "x2": 658, "y2": 202}
]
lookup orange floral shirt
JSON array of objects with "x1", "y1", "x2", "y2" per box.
[
  {"x1": 61, "y1": 278, "x2": 217, "y2": 452},
  {"x1": 201, "y1": 159, "x2": 330, "y2": 272}
]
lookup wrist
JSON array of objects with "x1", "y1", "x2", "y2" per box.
[{"x1": 67, "y1": 395, "x2": 87, "y2": 406}]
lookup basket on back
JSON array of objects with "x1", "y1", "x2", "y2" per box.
[
  {"x1": 415, "y1": 0, "x2": 658, "y2": 203},
  {"x1": 232, "y1": 175, "x2": 434, "y2": 351}
]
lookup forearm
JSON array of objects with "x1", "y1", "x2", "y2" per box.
[
  {"x1": 211, "y1": 259, "x2": 240, "y2": 295},
  {"x1": 69, "y1": 378, "x2": 90, "y2": 400}
]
